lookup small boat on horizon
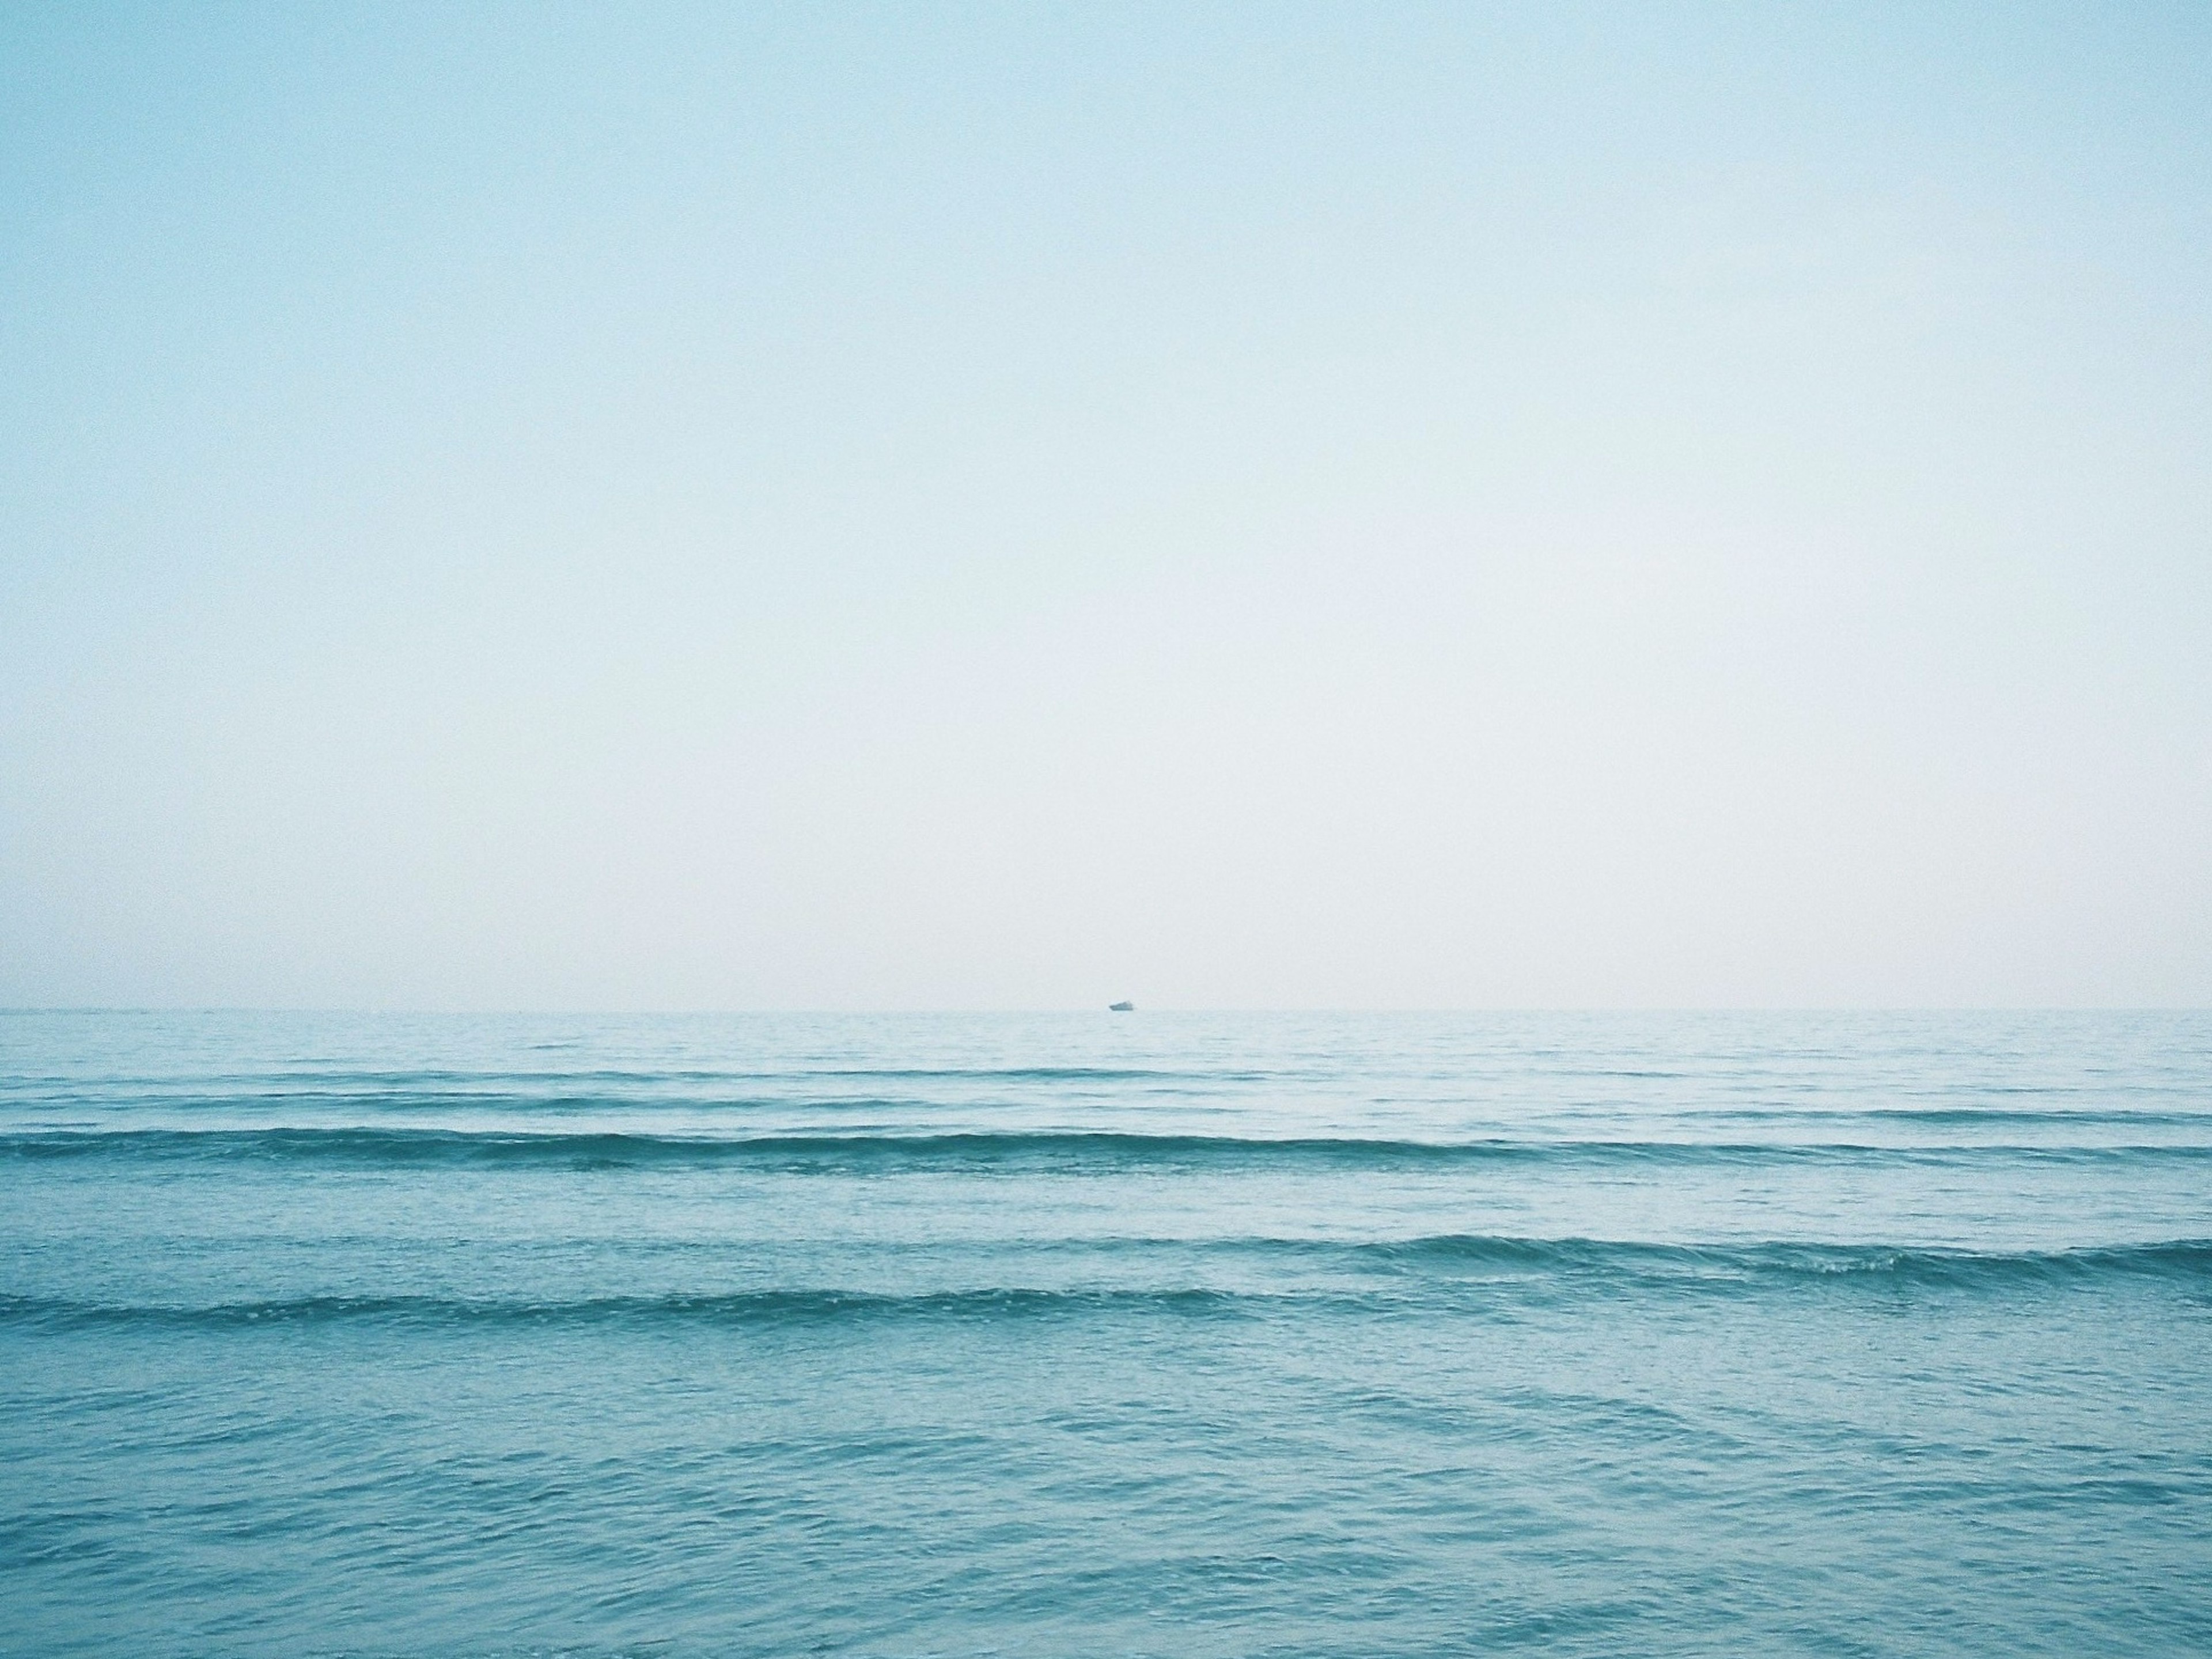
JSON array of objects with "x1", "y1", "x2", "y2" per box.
[{"x1": 1108, "y1": 1001, "x2": 1134, "y2": 1012}]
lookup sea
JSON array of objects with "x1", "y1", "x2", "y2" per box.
[{"x1": 3, "y1": 1009, "x2": 2209, "y2": 1657}]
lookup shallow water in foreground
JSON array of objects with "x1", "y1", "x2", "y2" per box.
[{"x1": 3, "y1": 1010, "x2": 2209, "y2": 1657}]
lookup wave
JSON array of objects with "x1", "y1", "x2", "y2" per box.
[
  {"x1": 9, "y1": 1126, "x2": 2211, "y2": 1172},
  {"x1": 6, "y1": 1240, "x2": 2205, "y2": 1332},
  {"x1": 0, "y1": 1064, "x2": 1218, "y2": 1093},
  {"x1": 1706, "y1": 1106, "x2": 2212, "y2": 1127},
  {"x1": 0, "y1": 1285, "x2": 1252, "y2": 1332},
  {"x1": 1336, "y1": 1234, "x2": 2212, "y2": 1286}
]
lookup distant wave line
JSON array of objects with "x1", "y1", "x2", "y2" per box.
[
  {"x1": 0, "y1": 1065, "x2": 1245, "y2": 1093},
  {"x1": 5, "y1": 1239, "x2": 2207, "y2": 1333},
  {"x1": 9, "y1": 1127, "x2": 2212, "y2": 1171},
  {"x1": 1335, "y1": 1234, "x2": 2212, "y2": 1284},
  {"x1": 4, "y1": 1238, "x2": 2212, "y2": 1336},
  {"x1": 0, "y1": 1286, "x2": 1252, "y2": 1332}
]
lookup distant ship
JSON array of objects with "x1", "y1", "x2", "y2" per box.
[{"x1": 1108, "y1": 1001, "x2": 1134, "y2": 1012}]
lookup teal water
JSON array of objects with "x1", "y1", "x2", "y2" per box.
[{"x1": 3, "y1": 1010, "x2": 2209, "y2": 1656}]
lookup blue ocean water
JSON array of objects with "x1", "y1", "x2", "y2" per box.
[{"x1": 3, "y1": 1010, "x2": 2209, "y2": 1657}]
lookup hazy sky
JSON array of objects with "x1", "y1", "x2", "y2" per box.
[{"x1": 3, "y1": 3, "x2": 2208, "y2": 1009}]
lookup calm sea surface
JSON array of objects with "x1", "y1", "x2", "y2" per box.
[{"x1": 3, "y1": 1010, "x2": 2209, "y2": 1657}]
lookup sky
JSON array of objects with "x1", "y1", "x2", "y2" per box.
[{"x1": 2, "y1": 2, "x2": 2209, "y2": 1010}]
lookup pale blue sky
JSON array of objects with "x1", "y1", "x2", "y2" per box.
[{"x1": 3, "y1": 3, "x2": 2208, "y2": 1008}]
